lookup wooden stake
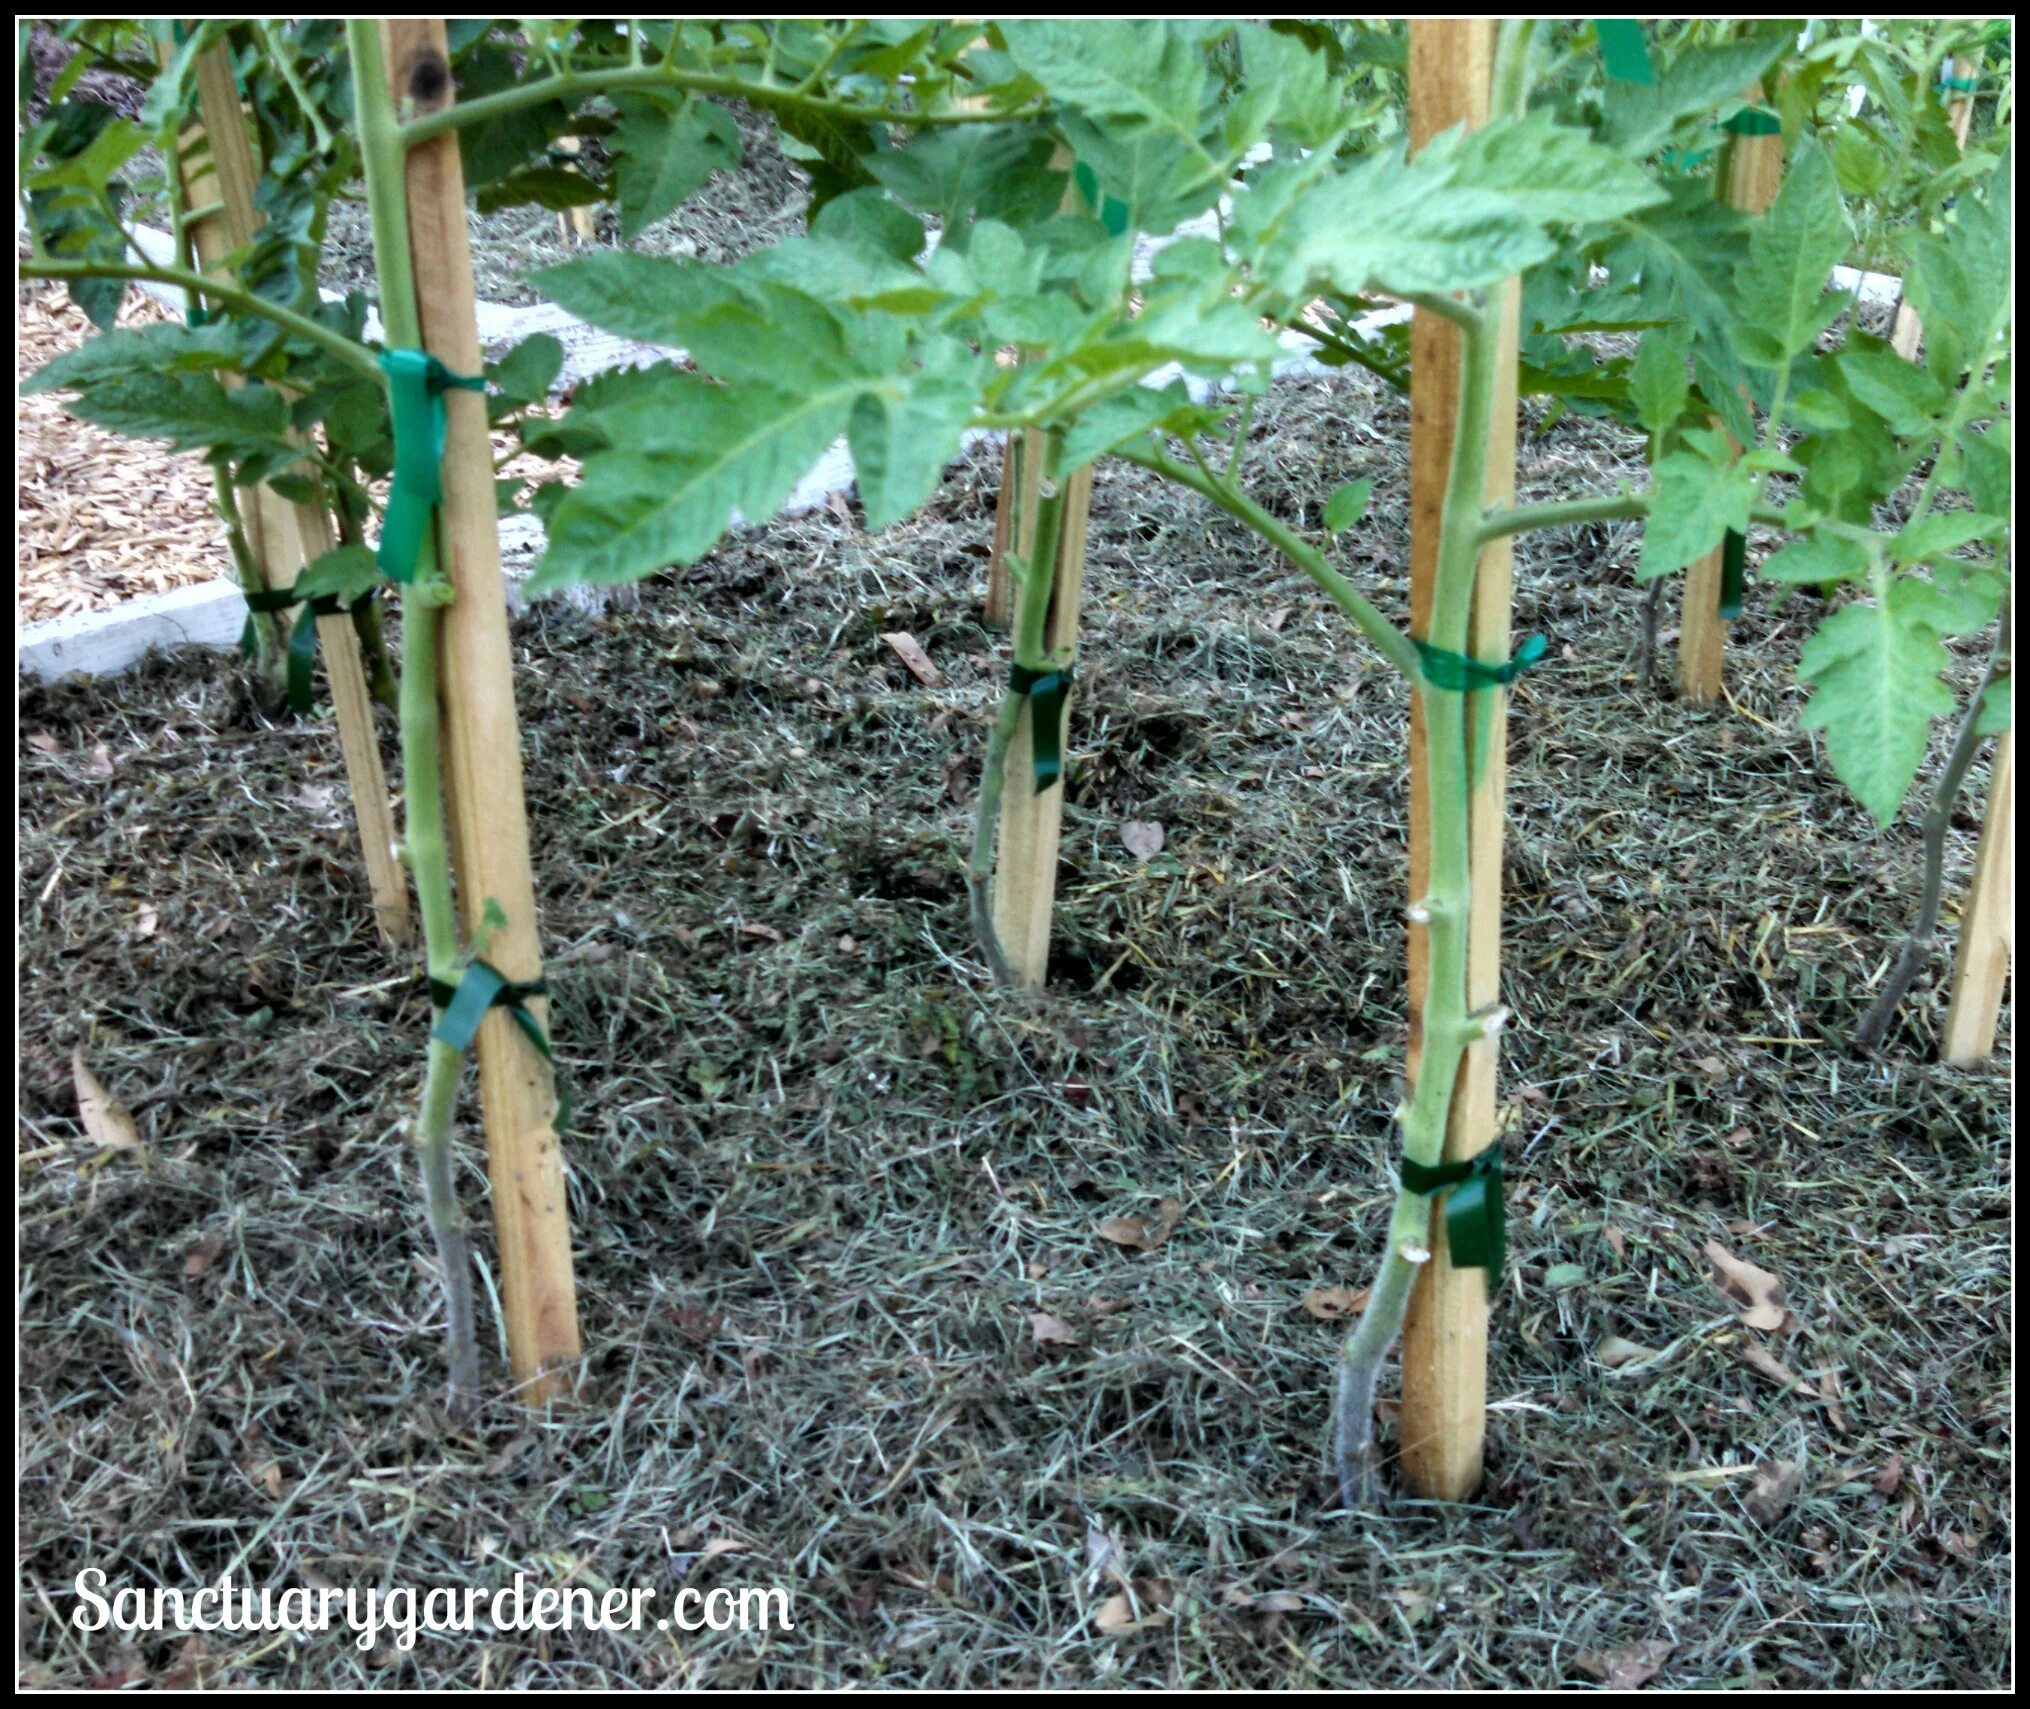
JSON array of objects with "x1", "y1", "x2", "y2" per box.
[
  {"x1": 1679, "y1": 80, "x2": 1784, "y2": 705},
  {"x1": 382, "y1": 19, "x2": 581, "y2": 1399},
  {"x1": 1891, "y1": 55, "x2": 1980, "y2": 360},
  {"x1": 553, "y1": 132, "x2": 599, "y2": 246},
  {"x1": 176, "y1": 36, "x2": 410, "y2": 946},
  {"x1": 985, "y1": 428, "x2": 1043, "y2": 629},
  {"x1": 1941, "y1": 728, "x2": 2014, "y2": 1064},
  {"x1": 1400, "y1": 17, "x2": 1518, "y2": 1503},
  {"x1": 992, "y1": 461, "x2": 1093, "y2": 987}
]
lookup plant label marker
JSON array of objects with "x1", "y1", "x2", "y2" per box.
[
  {"x1": 1399, "y1": 16, "x2": 1519, "y2": 1504},
  {"x1": 382, "y1": 18, "x2": 581, "y2": 1399},
  {"x1": 992, "y1": 460, "x2": 1094, "y2": 988},
  {"x1": 1679, "y1": 78, "x2": 1784, "y2": 705},
  {"x1": 1892, "y1": 56, "x2": 1980, "y2": 361},
  {"x1": 173, "y1": 32, "x2": 410, "y2": 947},
  {"x1": 1941, "y1": 729, "x2": 2014, "y2": 1064}
]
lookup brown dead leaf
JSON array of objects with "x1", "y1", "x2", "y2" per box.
[
  {"x1": 1604, "y1": 1225, "x2": 1627, "y2": 1260},
  {"x1": 184, "y1": 1231, "x2": 226, "y2": 1280},
  {"x1": 73, "y1": 1051, "x2": 143, "y2": 1152},
  {"x1": 1745, "y1": 1459, "x2": 1803, "y2": 1526},
  {"x1": 879, "y1": 631, "x2": 941, "y2": 687},
  {"x1": 1577, "y1": 1640, "x2": 1673, "y2": 1689},
  {"x1": 1872, "y1": 1453, "x2": 1904, "y2": 1496},
  {"x1": 1096, "y1": 1198, "x2": 1181, "y2": 1252},
  {"x1": 1119, "y1": 819, "x2": 1166, "y2": 860},
  {"x1": 1738, "y1": 1340, "x2": 1816, "y2": 1395},
  {"x1": 1027, "y1": 1312, "x2": 1080, "y2": 1348},
  {"x1": 738, "y1": 921, "x2": 785, "y2": 943},
  {"x1": 1596, "y1": 1334, "x2": 1661, "y2": 1370},
  {"x1": 1094, "y1": 1581, "x2": 1173, "y2": 1635},
  {"x1": 29, "y1": 730, "x2": 60, "y2": 754},
  {"x1": 1301, "y1": 1285, "x2": 1369, "y2": 1322},
  {"x1": 1704, "y1": 1239, "x2": 1789, "y2": 1331},
  {"x1": 1261, "y1": 607, "x2": 1292, "y2": 632}
]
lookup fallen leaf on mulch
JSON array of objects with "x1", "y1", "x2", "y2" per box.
[
  {"x1": 879, "y1": 631, "x2": 940, "y2": 687},
  {"x1": 1094, "y1": 1581, "x2": 1173, "y2": 1635},
  {"x1": 73, "y1": 1051, "x2": 143, "y2": 1152},
  {"x1": 1596, "y1": 1334, "x2": 1661, "y2": 1370},
  {"x1": 184, "y1": 1231, "x2": 226, "y2": 1279},
  {"x1": 1301, "y1": 1285, "x2": 1369, "y2": 1321},
  {"x1": 1704, "y1": 1238, "x2": 1790, "y2": 1331},
  {"x1": 1577, "y1": 1639, "x2": 1674, "y2": 1688},
  {"x1": 1027, "y1": 1312, "x2": 1080, "y2": 1348},
  {"x1": 1119, "y1": 819, "x2": 1165, "y2": 860},
  {"x1": 1738, "y1": 1340, "x2": 1818, "y2": 1396},
  {"x1": 1873, "y1": 1453, "x2": 1904, "y2": 1496},
  {"x1": 1744, "y1": 1459, "x2": 1803, "y2": 1525},
  {"x1": 1096, "y1": 1198, "x2": 1181, "y2": 1252}
]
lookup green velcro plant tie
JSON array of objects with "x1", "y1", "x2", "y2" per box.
[
  {"x1": 1416, "y1": 632, "x2": 1549, "y2": 692},
  {"x1": 430, "y1": 962, "x2": 571, "y2": 1128},
  {"x1": 1719, "y1": 105, "x2": 1783, "y2": 136},
  {"x1": 1072, "y1": 160, "x2": 1130, "y2": 238},
  {"x1": 377, "y1": 348, "x2": 486, "y2": 586},
  {"x1": 241, "y1": 587, "x2": 355, "y2": 714},
  {"x1": 1009, "y1": 662, "x2": 1073, "y2": 794},
  {"x1": 1719, "y1": 528, "x2": 1748, "y2": 621},
  {"x1": 1936, "y1": 74, "x2": 1979, "y2": 94},
  {"x1": 1595, "y1": 20, "x2": 1654, "y2": 84},
  {"x1": 1400, "y1": 1143, "x2": 1505, "y2": 1281}
]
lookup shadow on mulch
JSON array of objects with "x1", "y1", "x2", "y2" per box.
[{"x1": 17, "y1": 364, "x2": 2008, "y2": 1689}]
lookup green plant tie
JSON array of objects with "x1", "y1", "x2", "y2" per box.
[
  {"x1": 1719, "y1": 528, "x2": 1748, "y2": 621},
  {"x1": 1595, "y1": 20, "x2": 1654, "y2": 84},
  {"x1": 1719, "y1": 105, "x2": 1782, "y2": 136},
  {"x1": 377, "y1": 348, "x2": 486, "y2": 586},
  {"x1": 1936, "y1": 74, "x2": 1979, "y2": 94},
  {"x1": 430, "y1": 962, "x2": 571, "y2": 1128},
  {"x1": 1009, "y1": 662, "x2": 1073, "y2": 794},
  {"x1": 1072, "y1": 160, "x2": 1130, "y2": 238},
  {"x1": 241, "y1": 586, "x2": 355, "y2": 713},
  {"x1": 1660, "y1": 145, "x2": 1715, "y2": 173},
  {"x1": 1400, "y1": 1143, "x2": 1505, "y2": 1281},
  {"x1": 1415, "y1": 632, "x2": 1548, "y2": 692}
]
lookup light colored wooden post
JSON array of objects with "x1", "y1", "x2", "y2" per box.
[
  {"x1": 991, "y1": 462, "x2": 1093, "y2": 987},
  {"x1": 553, "y1": 132, "x2": 599, "y2": 246},
  {"x1": 177, "y1": 36, "x2": 410, "y2": 945},
  {"x1": 1399, "y1": 18, "x2": 1519, "y2": 1502},
  {"x1": 985, "y1": 427, "x2": 1043, "y2": 629},
  {"x1": 1941, "y1": 728, "x2": 2013, "y2": 1063},
  {"x1": 382, "y1": 19, "x2": 581, "y2": 1399},
  {"x1": 1679, "y1": 80, "x2": 1784, "y2": 704},
  {"x1": 1891, "y1": 55, "x2": 1980, "y2": 360}
]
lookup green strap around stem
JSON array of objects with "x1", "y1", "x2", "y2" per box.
[
  {"x1": 1718, "y1": 104, "x2": 1782, "y2": 136},
  {"x1": 1009, "y1": 662, "x2": 1074, "y2": 794},
  {"x1": 430, "y1": 961, "x2": 571, "y2": 1128},
  {"x1": 1936, "y1": 74, "x2": 1979, "y2": 94},
  {"x1": 1595, "y1": 20, "x2": 1654, "y2": 85},
  {"x1": 1400, "y1": 1143, "x2": 1505, "y2": 1281},
  {"x1": 241, "y1": 586, "x2": 355, "y2": 713},
  {"x1": 1415, "y1": 632, "x2": 1548, "y2": 692},
  {"x1": 377, "y1": 348, "x2": 486, "y2": 586},
  {"x1": 1718, "y1": 528, "x2": 1748, "y2": 621},
  {"x1": 1071, "y1": 160, "x2": 1130, "y2": 237}
]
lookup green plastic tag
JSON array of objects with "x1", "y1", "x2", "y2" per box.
[
  {"x1": 1596, "y1": 20, "x2": 1654, "y2": 85},
  {"x1": 1009, "y1": 663, "x2": 1073, "y2": 794},
  {"x1": 377, "y1": 348, "x2": 485, "y2": 586},
  {"x1": 1072, "y1": 160, "x2": 1130, "y2": 238},
  {"x1": 1415, "y1": 632, "x2": 1549, "y2": 692},
  {"x1": 430, "y1": 961, "x2": 571, "y2": 1128},
  {"x1": 1400, "y1": 1144, "x2": 1505, "y2": 1281},
  {"x1": 1719, "y1": 528, "x2": 1748, "y2": 621},
  {"x1": 1719, "y1": 105, "x2": 1782, "y2": 136}
]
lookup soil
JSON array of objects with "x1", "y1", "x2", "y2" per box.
[{"x1": 17, "y1": 356, "x2": 2010, "y2": 1688}]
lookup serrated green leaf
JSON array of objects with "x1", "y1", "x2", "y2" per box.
[
  {"x1": 1973, "y1": 676, "x2": 2012, "y2": 738},
  {"x1": 1056, "y1": 381, "x2": 1215, "y2": 473},
  {"x1": 1839, "y1": 345, "x2": 1950, "y2": 434},
  {"x1": 488, "y1": 333, "x2": 565, "y2": 412},
  {"x1": 475, "y1": 165, "x2": 606, "y2": 216},
  {"x1": 1629, "y1": 324, "x2": 1692, "y2": 438},
  {"x1": 1731, "y1": 138, "x2": 1853, "y2": 369},
  {"x1": 1422, "y1": 112, "x2": 1669, "y2": 227},
  {"x1": 1637, "y1": 445, "x2": 1758, "y2": 580},
  {"x1": 844, "y1": 341, "x2": 984, "y2": 529},
  {"x1": 294, "y1": 545, "x2": 382, "y2": 606},
  {"x1": 1758, "y1": 533, "x2": 1867, "y2": 586},
  {"x1": 1892, "y1": 512, "x2": 2006, "y2": 566},
  {"x1": 1324, "y1": 477, "x2": 1375, "y2": 535},
  {"x1": 611, "y1": 94, "x2": 741, "y2": 240},
  {"x1": 56, "y1": 371, "x2": 295, "y2": 461},
  {"x1": 1797, "y1": 584, "x2": 1959, "y2": 823},
  {"x1": 530, "y1": 371, "x2": 862, "y2": 591}
]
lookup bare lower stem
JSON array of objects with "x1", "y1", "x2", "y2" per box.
[
  {"x1": 416, "y1": 1038, "x2": 481, "y2": 1408},
  {"x1": 967, "y1": 691, "x2": 1023, "y2": 986}
]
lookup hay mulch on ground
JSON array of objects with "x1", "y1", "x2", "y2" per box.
[
  {"x1": 17, "y1": 358, "x2": 2010, "y2": 1690},
  {"x1": 17, "y1": 282, "x2": 234, "y2": 623}
]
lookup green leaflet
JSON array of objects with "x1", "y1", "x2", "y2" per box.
[
  {"x1": 1839, "y1": 344, "x2": 1950, "y2": 435},
  {"x1": 1797, "y1": 582, "x2": 1961, "y2": 825},
  {"x1": 22, "y1": 321, "x2": 253, "y2": 394},
  {"x1": 1323, "y1": 478, "x2": 1375, "y2": 535},
  {"x1": 999, "y1": 19, "x2": 1209, "y2": 148},
  {"x1": 487, "y1": 333, "x2": 565, "y2": 417},
  {"x1": 1629, "y1": 324, "x2": 1692, "y2": 439},
  {"x1": 610, "y1": 94, "x2": 741, "y2": 240},
  {"x1": 56, "y1": 371, "x2": 296, "y2": 465},
  {"x1": 846, "y1": 341, "x2": 984, "y2": 530},
  {"x1": 1891, "y1": 512, "x2": 2007, "y2": 567},
  {"x1": 1729, "y1": 139, "x2": 1854, "y2": 369},
  {"x1": 1599, "y1": 28, "x2": 1793, "y2": 159},
  {"x1": 529, "y1": 371, "x2": 865, "y2": 591},
  {"x1": 1056, "y1": 381, "x2": 1214, "y2": 473},
  {"x1": 1419, "y1": 112, "x2": 1669, "y2": 228},
  {"x1": 1636, "y1": 434, "x2": 1758, "y2": 581},
  {"x1": 1758, "y1": 533, "x2": 1867, "y2": 587}
]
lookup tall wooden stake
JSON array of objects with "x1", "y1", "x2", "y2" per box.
[
  {"x1": 382, "y1": 18, "x2": 581, "y2": 1399},
  {"x1": 1891, "y1": 55, "x2": 1980, "y2": 360},
  {"x1": 1941, "y1": 728, "x2": 2014, "y2": 1064},
  {"x1": 1399, "y1": 17, "x2": 1518, "y2": 1502},
  {"x1": 177, "y1": 36, "x2": 410, "y2": 946},
  {"x1": 553, "y1": 132, "x2": 599, "y2": 246},
  {"x1": 1679, "y1": 79, "x2": 1784, "y2": 704},
  {"x1": 992, "y1": 462, "x2": 1093, "y2": 987}
]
